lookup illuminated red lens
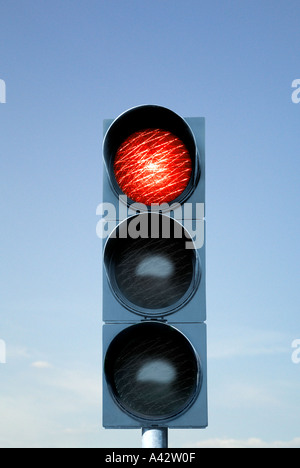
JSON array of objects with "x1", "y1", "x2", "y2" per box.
[{"x1": 114, "y1": 128, "x2": 192, "y2": 205}]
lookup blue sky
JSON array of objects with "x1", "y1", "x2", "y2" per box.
[{"x1": 0, "y1": 0, "x2": 300, "y2": 448}]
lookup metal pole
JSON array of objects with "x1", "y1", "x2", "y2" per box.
[{"x1": 142, "y1": 427, "x2": 168, "y2": 448}]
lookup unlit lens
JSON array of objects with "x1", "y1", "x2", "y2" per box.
[
  {"x1": 105, "y1": 322, "x2": 199, "y2": 420},
  {"x1": 104, "y1": 214, "x2": 197, "y2": 314}
]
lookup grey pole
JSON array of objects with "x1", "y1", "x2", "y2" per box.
[{"x1": 142, "y1": 427, "x2": 168, "y2": 448}]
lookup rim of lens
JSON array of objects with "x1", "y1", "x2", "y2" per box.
[
  {"x1": 104, "y1": 322, "x2": 202, "y2": 422},
  {"x1": 103, "y1": 213, "x2": 201, "y2": 317}
]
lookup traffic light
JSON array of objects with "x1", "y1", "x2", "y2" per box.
[{"x1": 101, "y1": 105, "x2": 207, "y2": 431}]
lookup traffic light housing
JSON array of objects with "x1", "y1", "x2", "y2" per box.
[{"x1": 101, "y1": 105, "x2": 207, "y2": 430}]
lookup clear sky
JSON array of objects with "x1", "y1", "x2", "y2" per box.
[{"x1": 0, "y1": 0, "x2": 300, "y2": 448}]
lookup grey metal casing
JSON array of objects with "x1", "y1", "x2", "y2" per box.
[{"x1": 101, "y1": 108, "x2": 207, "y2": 430}]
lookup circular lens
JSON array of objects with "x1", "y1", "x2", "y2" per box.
[
  {"x1": 114, "y1": 128, "x2": 192, "y2": 205},
  {"x1": 104, "y1": 214, "x2": 198, "y2": 314},
  {"x1": 103, "y1": 106, "x2": 198, "y2": 208},
  {"x1": 114, "y1": 237, "x2": 193, "y2": 310},
  {"x1": 105, "y1": 322, "x2": 200, "y2": 421}
]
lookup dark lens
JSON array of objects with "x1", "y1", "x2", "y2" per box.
[
  {"x1": 105, "y1": 322, "x2": 199, "y2": 420},
  {"x1": 115, "y1": 236, "x2": 193, "y2": 310},
  {"x1": 105, "y1": 214, "x2": 197, "y2": 314}
]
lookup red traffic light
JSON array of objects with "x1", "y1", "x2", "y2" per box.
[
  {"x1": 103, "y1": 105, "x2": 199, "y2": 208},
  {"x1": 114, "y1": 128, "x2": 192, "y2": 205}
]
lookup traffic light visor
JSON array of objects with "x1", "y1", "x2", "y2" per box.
[
  {"x1": 103, "y1": 105, "x2": 199, "y2": 207},
  {"x1": 104, "y1": 213, "x2": 201, "y2": 317}
]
